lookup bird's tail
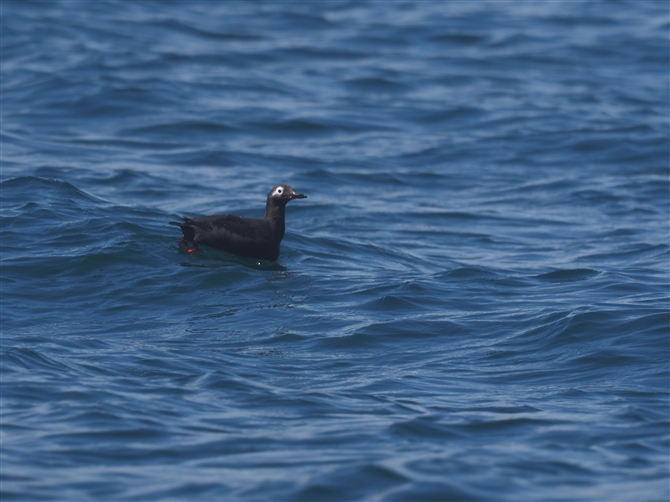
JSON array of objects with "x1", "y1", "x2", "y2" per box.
[{"x1": 169, "y1": 219, "x2": 196, "y2": 242}]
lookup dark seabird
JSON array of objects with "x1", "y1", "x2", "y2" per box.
[{"x1": 170, "y1": 184, "x2": 307, "y2": 261}]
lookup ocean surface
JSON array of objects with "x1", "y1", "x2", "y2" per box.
[{"x1": 2, "y1": 1, "x2": 669, "y2": 500}]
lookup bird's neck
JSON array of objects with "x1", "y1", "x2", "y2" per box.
[{"x1": 264, "y1": 202, "x2": 286, "y2": 237}]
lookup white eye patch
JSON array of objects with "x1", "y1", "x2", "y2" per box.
[{"x1": 272, "y1": 186, "x2": 284, "y2": 196}]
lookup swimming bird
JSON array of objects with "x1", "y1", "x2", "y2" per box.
[{"x1": 170, "y1": 184, "x2": 307, "y2": 261}]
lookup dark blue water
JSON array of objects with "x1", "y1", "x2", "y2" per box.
[{"x1": 2, "y1": 1, "x2": 669, "y2": 500}]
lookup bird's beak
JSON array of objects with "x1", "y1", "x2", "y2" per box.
[{"x1": 291, "y1": 191, "x2": 307, "y2": 199}]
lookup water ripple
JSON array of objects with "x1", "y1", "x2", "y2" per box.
[{"x1": 2, "y1": 2, "x2": 668, "y2": 501}]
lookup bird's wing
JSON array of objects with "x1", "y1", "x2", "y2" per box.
[{"x1": 184, "y1": 215, "x2": 268, "y2": 239}]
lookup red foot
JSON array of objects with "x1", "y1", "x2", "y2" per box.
[{"x1": 177, "y1": 236, "x2": 198, "y2": 253}]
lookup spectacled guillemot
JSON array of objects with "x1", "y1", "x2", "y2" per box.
[{"x1": 170, "y1": 184, "x2": 307, "y2": 261}]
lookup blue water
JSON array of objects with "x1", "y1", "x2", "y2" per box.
[{"x1": 2, "y1": 1, "x2": 669, "y2": 500}]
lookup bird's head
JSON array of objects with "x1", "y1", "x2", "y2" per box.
[{"x1": 268, "y1": 184, "x2": 307, "y2": 205}]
